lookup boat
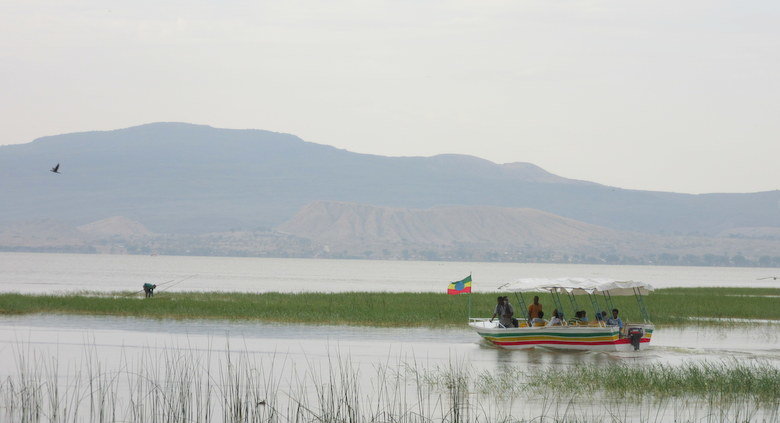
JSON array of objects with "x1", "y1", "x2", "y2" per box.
[{"x1": 469, "y1": 278, "x2": 655, "y2": 351}]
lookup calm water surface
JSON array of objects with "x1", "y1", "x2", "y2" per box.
[
  {"x1": 2, "y1": 314, "x2": 779, "y2": 370},
  {"x1": 1, "y1": 252, "x2": 779, "y2": 421},
  {"x1": 1, "y1": 315, "x2": 779, "y2": 421},
  {"x1": 1, "y1": 252, "x2": 778, "y2": 293}
]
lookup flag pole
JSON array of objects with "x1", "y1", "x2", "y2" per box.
[{"x1": 467, "y1": 272, "x2": 472, "y2": 320}]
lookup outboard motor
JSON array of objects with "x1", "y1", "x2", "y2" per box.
[{"x1": 628, "y1": 327, "x2": 644, "y2": 351}]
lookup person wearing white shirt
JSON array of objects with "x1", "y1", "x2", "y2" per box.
[
  {"x1": 606, "y1": 308, "x2": 623, "y2": 329},
  {"x1": 547, "y1": 309, "x2": 563, "y2": 326}
]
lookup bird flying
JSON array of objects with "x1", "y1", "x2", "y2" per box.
[
  {"x1": 50, "y1": 163, "x2": 60, "y2": 174},
  {"x1": 757, "y1": 276, "x2": 779, "y2": 280}
]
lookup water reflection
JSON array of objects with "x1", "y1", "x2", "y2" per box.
[
  {"x1": 489, "y1": 346, "x2": 621, "y2": 370},
  {"x1": 2, "y1": 315, "x2": 779, "y2": 370}
]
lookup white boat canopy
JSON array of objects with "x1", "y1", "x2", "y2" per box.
[{"x1": 499, "y1": 277, "x2": 654, "y2": 296}]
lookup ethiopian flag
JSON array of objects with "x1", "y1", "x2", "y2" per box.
[{"x1": 447, "y1": 275, "x2": 472, "y2": 295}]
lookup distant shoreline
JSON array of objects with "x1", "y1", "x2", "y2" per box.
[
  {"x1": 1, "y1": 288, "x2": 778, "y2": 327},
  {"x1": 1, "y1": 248, "x2": 779, "y2": 268}
]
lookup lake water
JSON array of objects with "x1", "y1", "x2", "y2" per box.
[
  {"x1": 1, "y1": 313, "x2": 779, "y2": 422},
  {"x1": 1, "y1": 252, "x2": 779, "y2": 422},
  {"x1": 1, "y1": 252, "x2": 778, "y2": 294}
]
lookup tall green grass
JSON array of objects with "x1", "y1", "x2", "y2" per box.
[
  {"x1": 2, "y1": 344, "x2": 778, "y2": 422},
  {"x1": 0, "y1": 291, "x2": 476, "y2": 327},
  {"x1": 532, "y1": 361, "x2": 780, "y2": 404},
  {"x1": 648, "y1": 287, "x2": 780, "y2": 324},
  {"x1": 0, "y1": 287, "x2": 779, "y2": 327}
]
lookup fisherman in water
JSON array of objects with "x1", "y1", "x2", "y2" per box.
[{"x1": 143, "y1": 283, "x2": 157, "y2": 298}]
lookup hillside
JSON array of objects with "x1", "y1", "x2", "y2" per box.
[
  {"x1": 1, "y1": 204, "x2": 778, "y2": 266},
  {"x1": 277, "y1": 201, "x2": 623, "y2": 249},
  {"x1": 0, "y1": 216, "x2": 153, "y2": 254},
  {"x1": 278, "y1": 201, "x2": 780, "y2": 265},
  {"x1": 1, "y1": 123, "x2": 778, "y2": 238},
  {"x1": 77, "y1": 216, "x2": 154, "y2": 238}
]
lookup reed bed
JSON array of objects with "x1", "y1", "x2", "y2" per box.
[
  {"x1": 0, "y1": 287, "x2": 779, "y2": 327},
  {"x1": 454, "y1": 361, "x2": 780, "y2": 405},
  {"x1": 2, "y1": 343, "x2": 778, "y2": 423},
  {"x1": 0, "y1": 345, "x2": 515, "y2": 422}
]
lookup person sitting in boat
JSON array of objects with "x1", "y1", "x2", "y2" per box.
[
  {"x1": 143, "y1": 282, "x2": 157, "y2": 298},
  {"x1": 490, "y1": 296, "x2": 515, "y2": 328},
  {"x1": 567, "y1": 310, "x2": 583, "y2": 325},
  {"x1": 547, "y1": 309, "x2": 563, "y2": 326},
  {"x1": 579, "y1": 310, "x2": 589, "y2": 323},
  {"x1": 530, "y1": 311, "x2": 545, "y2": 326},
  {"x1": 606, "y1": 308, "x2": 623, "y2": 329},
  {"x1": 527, "y1": 296, "x2": 543, "y2": 322}
]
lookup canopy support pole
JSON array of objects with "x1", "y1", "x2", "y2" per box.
[
  {"x1": 604, "y1": 291, "x2": 617, "y2": 312},
  {"x1": 566, "y1": 291, "x2": 580, "y2": 315},
  {"x1": 594, "y1": 293, "x2": 605, "y2": 316},
  {"x1": 587, "y1": 292, "x2": 601, "y2": 323},
  {"x1": 551, "y1": 290, "x2": 566, "y2": 321},
  {"x1": 515, "y1": 292, "x2": 529, "y2": 321},
  {"x1": 633, "y1": 287, "x2": 650, "y2": 323}
]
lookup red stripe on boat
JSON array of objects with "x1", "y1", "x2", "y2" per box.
[{"x1": 493, "y1": 338, "x2": 651, "y2": 346}]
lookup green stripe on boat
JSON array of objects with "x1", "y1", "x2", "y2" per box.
[{"x1": 481, "y1": 331, "x2": 617, "y2": 338}]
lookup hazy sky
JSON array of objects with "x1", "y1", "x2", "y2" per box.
[{"x1": 2, "y1": 0, "x2": 778, "y2": 194}]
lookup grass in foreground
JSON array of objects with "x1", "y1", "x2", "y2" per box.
[
  {"x1": 0, "y1": 287, "x2": 778, "y2": 327},
  {"x1": 4, "y1": 343, "x2": 779, "y2": 422},
  {"x1": 531, "y1": 361, "x2": 780, "y2": 404},
  {"x1": 418, "y1": 360, "x2": 780, "y2": 405}
]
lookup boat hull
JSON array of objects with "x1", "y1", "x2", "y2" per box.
[{"x1": 469, "y1": 321, "x2": 654, "y2": 352}]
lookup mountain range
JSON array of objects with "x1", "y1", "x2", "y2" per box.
[{"x1": 1, "y1": 122, "x2": 778, "y2": 265}]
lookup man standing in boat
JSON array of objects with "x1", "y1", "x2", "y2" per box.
[
  {"x1": 490, "y1": 296, "x2": 515, "y2": 328},
  {"x1": 528, "y1": 296, "x2": 543, "y2": 321}
]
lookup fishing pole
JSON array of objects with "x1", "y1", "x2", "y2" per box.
[
  {"x1": 121, "y1": 276, "x2": 186, "y2": 298},
  {"x1": 155, "y1": 274, "x2": 198, "y2": 294},
  {"x1": 156, "y1": 277, "x2": 189, "y2": 287},
  {"x1": 122, "y1": 289, "x2": 146, "y2": 298}
]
